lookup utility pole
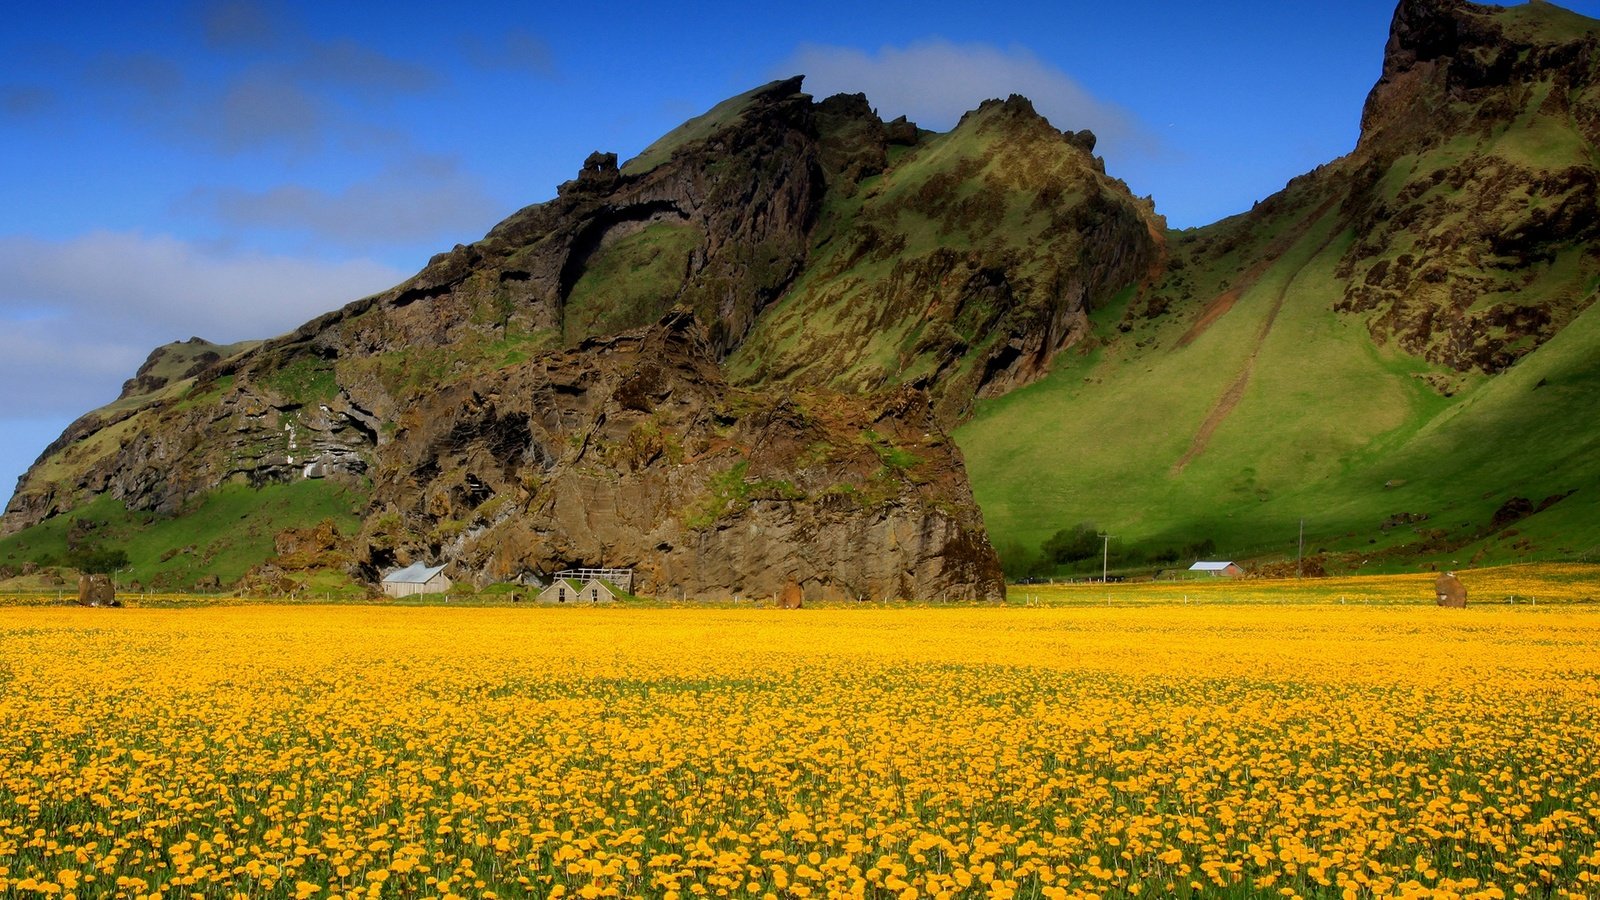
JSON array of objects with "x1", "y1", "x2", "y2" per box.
[
  {"x1": 1101, "y1": 534, "x2": 1113, "y2": 585},
  {"x1": 1297, "y1": 518, "x2": 1304, "y2": 580}
]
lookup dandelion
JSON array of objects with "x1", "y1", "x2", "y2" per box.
[{"x1": 0, "y1": 603, "x2": 1594, "y2": 897}]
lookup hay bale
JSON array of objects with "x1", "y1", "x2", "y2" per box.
[{"x1": 1435, "y1": 572, "x2": 1467, "y2": 608}]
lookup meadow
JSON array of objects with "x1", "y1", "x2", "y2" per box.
[{"x1": 0, "y1": 598, "x2": 1597, "y2": 899}]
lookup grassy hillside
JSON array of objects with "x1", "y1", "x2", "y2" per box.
[
  {"x1": 959, "y1": 212, "x2": 1600, "y2": 577},
  {"x1": 0, "y1": 480, "x2": 366, "y2": 591},
  {"x1": 563, "y1": 222, "x2": 703, "y2": 342},
  {"x1": 956, "y1": 0, "x2": 1600, "y2": 578}
]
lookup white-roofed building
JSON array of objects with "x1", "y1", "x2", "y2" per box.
[
  {"x1": 1188, "y1": 561, "x2": 1244, "y2": 578},
  {"x1": 381, "y1": 562, "x2": 452, "y2": 598}
]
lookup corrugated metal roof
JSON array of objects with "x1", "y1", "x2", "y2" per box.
[
  {"x1": 1188, "y1": 561, "x2": 1238, "y2": 571},
  {"x1": 382, "y1": 562, "x2": 448, "y2": 584}
]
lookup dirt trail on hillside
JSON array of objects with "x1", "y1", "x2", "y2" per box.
[
  {"x1": 1172, "y1": 205, "x2": 1341, "y2": 474},
  {"x1": 1175, "y1": 263, "x2": 1268, "y2": 348}
]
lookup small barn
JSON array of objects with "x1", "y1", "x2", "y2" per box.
[
  {"x1": 381, "y1": 563, "x2": 451, "y2": 598},
  {"x1": 536, "y1": 577, "x2": 618, "y2": 605},
  {"x1": 1189, "y1": 560, "x2": 1245, "y2": 578}
]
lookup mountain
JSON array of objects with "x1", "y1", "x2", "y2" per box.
[
  {"x1": 5, "y1": 0, "x2": 1600, "y2": 593},
  {"x1": 1, "y1": 77, "x2": 1015, "y2": 600},
  {"x1": 959, "y1": 0, "x2": 1600, "y2": 574}
]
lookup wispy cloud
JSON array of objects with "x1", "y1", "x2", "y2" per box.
[
  {"x1": 0, "y1": 230, "x2": 406, "y2": 417},
  {"x1": 201, "y1": 71, "x2": 328, "y2": 152},
  {"x1": 300, "y1": 39, "x2": 439, "y2": 97},
  {"x1": 198, "y1": 0, "x2": 287, "y2": 51},
  {"x1": 181, "y1": 155, "x2": 502, "y2": 249},
  {"x1": 65, "y1": 2, "x2": 444, "y2": 157},
  {"x1": 783, "y1": 39, "x2": 1157, "y2": 159},
  {"x1": 461, "y1": 28, "x2": 557, "y2": 78},
  {"x1": 0, "y1": 84, "x2": 55, "y2": 118}
]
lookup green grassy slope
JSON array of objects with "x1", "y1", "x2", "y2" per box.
[
  {"x1": 0, "y1": 480, "x2": 366, "y2": 590},
  {"x1": 563, "y1": 222, "x2": 703, "y2": 342},
  {"x1": 621, "y1": 80, "x2": 788, "y2": 176},
  {"x1": 959, "y1": 194, "x2": 1600, "y2": 577},
  {"x1": 958, "y1": 212, "x2": 1404, "y2": 571},
  {"x1": 98, "y1": 338, "x2": 259, "y2": 416},
  {"x1": 956, "y1": 0, "x2": 1600, "y2": 577}
]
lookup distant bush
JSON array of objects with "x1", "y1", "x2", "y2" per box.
[
  {"x1": 68, "y1": 547, "x2": 129, "y2": 575},
  {"x1": 1041, "y1": 523, "x2": 1102, "y2": 565}
]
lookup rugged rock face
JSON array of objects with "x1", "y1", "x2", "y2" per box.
[
  {"x1": 1331, "y1": 0, "x2": 1600, "y2": 374},
  {"x1": 731, "y1": 94, "x2": 1164, "y2": 420},
  {"x1": 3, "y1": 363, "x2": 378, "y2": 530},
  {"x1": 285, "y1": 76, "x2": 822, "y2": 365},
  {"x1": 1131, "y1": 0, "x2": 1600, "y2": 379},
  {"x1": 21, "y1": 4, "x2": 1600, "y2": 589},
  {"x1": 360, "y1": 311, "x2": 1002, "y2": 601}
]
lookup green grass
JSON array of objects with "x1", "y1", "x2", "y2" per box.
[
  {"x1": 956, "y1": 194, "x2": 1600, "y2": 576},
  {"x1": 259, "y1": 357, "x2": 339, "y2": 406},
  {"x1": 347, "y1": 328, "x2": 558, "y2": 400},
  {"x1": 0, "y1": 480, "x2": 367, "y2": 591},
  {"x1": 95, "y1": 339, "x2": 258, "y2": 416},
  {"x1": 620, "y1": 81, "x2": 784, "y2": 176},
  {"x1": 1498, "y1": 0, "x2": 1600, "y2": 43},
  {"x1": 563, "y1": 222, "x2": 702, "y2": 342}
]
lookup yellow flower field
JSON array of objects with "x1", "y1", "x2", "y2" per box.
[{"x1": 1, "y1": 604, "x2": 1597, "y2": 900}]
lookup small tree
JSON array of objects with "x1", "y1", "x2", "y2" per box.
[
  {"x1": 67, "y1": 546, "x2": 129, "y2": 575},
  {"x1": 1041, "y1": 523, "x2": 1101, "y2": 566}
]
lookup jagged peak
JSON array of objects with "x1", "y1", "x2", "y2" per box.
[
  {"x1": 619, "y1": 76, "x2": 810, "y2": 177},
  {"x1": 1382, "y1": 0, "x2": 1600, "y2": 75},
  {"x1": 956, "y1": 94, "x2": 1044, "y2": 128},
  {"x1": 816, "y1": 91, "x2": 876, "y2": 119},
  {"x1": 949, "y1": 93, "x2": 1098, "y2": 156},
  {"x1": 1359, "y1": 0, "x2": 1600, "y2": 153}
]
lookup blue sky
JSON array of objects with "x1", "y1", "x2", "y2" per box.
[{"x1": 4, "y1": 0, "x2": 1598, "y2": 509}]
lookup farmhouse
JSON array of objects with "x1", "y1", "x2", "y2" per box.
[
  {"x1": 537, "y1": 577, "x2": 618, "y2": 604},
  {"x1": 1188, "y1": 560, "x2": 1245, "y2": 578},
  {"x1": 381, "y1": 562, "x2": 451, "y2": 598}
]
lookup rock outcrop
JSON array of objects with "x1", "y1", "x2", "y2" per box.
[
  {"x1": 360, "y1": 311, "x2": 1002, "y2": 601},
  {"x1": 1435, "y1": 572, "x2": 1468, "y2": 607},
  {"x1": 76, "y1": 573, "x2": 115, "y2": 607},
  {"x1": 1, "y1": 74, "x2": 1134, "y2": 597},
  {"x1": 731, "y1": 92, "x2": 1163, "y2": 421},
  {"x1": 1338, "y1": 0, "x2": 1600, "y2": 373}
]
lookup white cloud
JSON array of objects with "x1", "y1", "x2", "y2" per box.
[
  {"x1": 784, "y1": 39, "x2": 1155, "y2": 159},
  {"x1": 0, "y1": 230, "x2": 408, "y2": 418}
]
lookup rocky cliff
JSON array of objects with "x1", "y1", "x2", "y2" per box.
[
  {"x1": 11, "y1": 0, "x2": 1600, "y2": 589},
  {"x1": 729, "y1": 93, "x2": 1163, "y2": 420},
  {"x1": 359, "y1": 311, "x2": 1000, "y2": 600}
]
